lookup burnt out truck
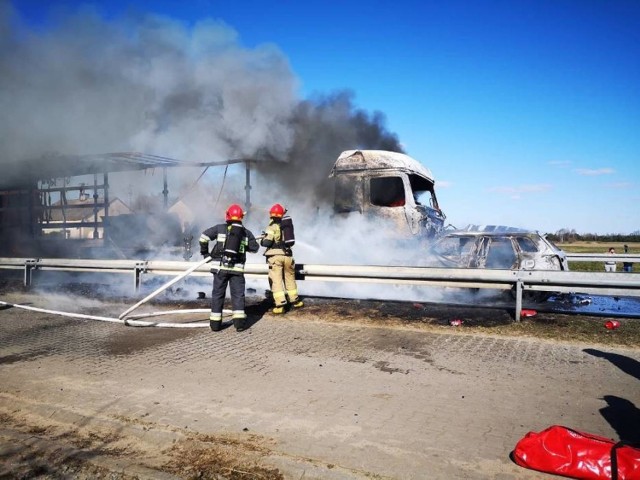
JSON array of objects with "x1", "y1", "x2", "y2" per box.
[{"x1": 329, "y1": 150, "x2": 446, "y2": 239}]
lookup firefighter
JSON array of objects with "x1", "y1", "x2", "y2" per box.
[
  {"x1": 199, "y1": 204, "x2": 259, "y2": 332},
  {"x1": 261, "y1": 203, "x2": 303, "y2": 314}
]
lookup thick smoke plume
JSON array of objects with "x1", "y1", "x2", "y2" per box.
[
  {"x1": 1, "y1": 3, "x2": 402, "y2": 202},
  {"x1": 1, "y1": 3, "x2": 440, "y2": 303},
  {"x1": 1, "y1": 4, "x2": 297, "y2": 166},
  {"x1": 256, "y1": 91, "x2": 404, "y2": 202}
]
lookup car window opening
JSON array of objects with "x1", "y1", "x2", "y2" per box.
[
  {"x1": 485, "y1": 238, "x2": 517, "y2": 268},
  {"x1": 409, "y1": 174, "x2": 439, "y2": 210},
  {"x1": 516, "y1": 236, "x2": 538, "y2": 253}
]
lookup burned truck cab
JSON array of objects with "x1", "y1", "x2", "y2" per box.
[{"x1": 329, "y1": 150, "x2": 446, "y2": 238}]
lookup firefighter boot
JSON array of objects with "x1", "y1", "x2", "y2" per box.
[
  {"x1": 292, "y1": 299, "x2": 304, "y2": 309},
  {"x1": 233, "y1": 317, "x2": 246, "y2": 332},
  {"x1": 209, "y1": 320, "x2": 222, "y2": 332},
  {"x1": 272, "y1": 306, "x2": 285, "y2": 315}
]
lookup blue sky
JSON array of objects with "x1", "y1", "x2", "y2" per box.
[{"x1": 10, "y1": 0, "x2": 640, "y2": 234}]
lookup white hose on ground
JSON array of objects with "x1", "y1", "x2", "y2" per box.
[
  {"x1": 1, "y1": 300, "x2": 122, "y2": 323},
  {"x1": 125, "y1": 308, "x2": 213, "y2": 319},
  {"x1": 119, "y1": 255, "x2": 213, "y2": 320},
  {"x1": 0, "y1": 300, "x2": 232, "y2": 328}
]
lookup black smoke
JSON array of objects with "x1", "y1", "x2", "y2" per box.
[
  {"x1": 0, "y1": 3, "x2": 403, "y2": 203},
  {"x1": 256, "y1": 91, "x2": 404, "y2": 203}
]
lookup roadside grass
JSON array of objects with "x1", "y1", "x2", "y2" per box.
[
  {"x1": 493, "y1": 240, "x2": 639, "y2": 346},
  {"x1": 471, "y1": 314, "x2": 640, "y2": 348},
  {"x1": 309, "y1": 298, "x2": 640, "y2": 349}
]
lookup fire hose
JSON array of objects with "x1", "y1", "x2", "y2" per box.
[
  {"x1": 0, "y1": 255, "x2": 251, "y2": 328},
  {"x1": 0, "y1": 301, "x2": 229, "y2": 328},
  {"x1": 119, "y1": 255, "x2": 212, "y2": 321},
  {"x1": 0, "y1": 254, "x2": 227, "y2": 328}
]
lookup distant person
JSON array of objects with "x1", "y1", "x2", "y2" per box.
[
  {"x1": 623, "y1": 244, "x2": 633, "y2": 273},
  {"x1": 604, "y1": 247, "x2": 617, "y2": 272},
  {"x1": 199, "y1": 204, "x2": 259, "y2": 332}
]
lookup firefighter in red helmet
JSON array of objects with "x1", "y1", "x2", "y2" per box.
[
  {"x1": 260, "y1": 203, "x2": 303, "y2": 314},
  {"x1": 199, "y1": 204, "x2": 259, "y2": 331}
]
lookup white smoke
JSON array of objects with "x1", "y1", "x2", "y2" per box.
[
  {"x1": 0, "y1": 4, "x2": 298, "y2": 165},
  {"x1": 1, "y1": 3, "x2": 456, "y2": 305}
]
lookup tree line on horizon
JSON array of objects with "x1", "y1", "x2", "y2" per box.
[{"x1": 547, "y1": 229, "x2": 640, "y2": 243}]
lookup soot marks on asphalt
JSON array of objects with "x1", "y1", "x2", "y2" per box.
[
  {"x1": 105, "y1": 328, "x2": 199, "y2": 356},
  {"x1": 0, "y1": 348, "x2": 55, "y2": 364},
  {"x1": 373, "y1": 361, "x2": 408, "y2": 374}
]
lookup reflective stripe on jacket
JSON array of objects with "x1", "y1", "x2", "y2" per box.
[
  {"x1": 199, "y1": 222, "x2": 259, "y2": 272},
  {"x1": 262, "y1": 221, "x2": 288, "y2": 257}
]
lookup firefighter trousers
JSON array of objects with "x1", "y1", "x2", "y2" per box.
[
  {"x1": 267, "y1": 255, "x2": 299, "y2": 306},
  {"x1": 210, "y1": 269, "x2": 246, "y2": 321}
]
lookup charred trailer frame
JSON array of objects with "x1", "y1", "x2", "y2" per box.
[{"x1": 0, "y1": 153, "x2": 259, "y2": 259}]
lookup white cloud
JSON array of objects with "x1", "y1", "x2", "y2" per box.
[
  {"x1": 436, "y1": 180, "x2": 452, "y2": 188},
  {"x1": 575, "y1": 168, "x2": 615, "y2": 176}
]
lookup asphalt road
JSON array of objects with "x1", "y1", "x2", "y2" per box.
[{"x1": 1, "y1": 290, "x2": 639, "y2": 479}]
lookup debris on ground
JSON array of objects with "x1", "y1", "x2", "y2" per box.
[{"x1": 604, "y1": 320, "x2": 620, "y2": 330}]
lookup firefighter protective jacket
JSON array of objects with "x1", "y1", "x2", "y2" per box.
[
  {"x1": 261, "y1": 220, "x2": 290, "y2": 257},
  {"x1": 199, "y1": 223, "x2": 259, "y2": 273}
]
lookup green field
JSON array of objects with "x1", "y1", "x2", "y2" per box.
[{"x1": 558, "y1": 241, "x2": 639, "y2": 273}]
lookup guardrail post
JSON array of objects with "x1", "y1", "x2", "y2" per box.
[
  {"x1": 134, "y1": 261, "x2": 147, "y2": 292},
  {"x1": 24, "y1": 259, "x2": 38, "y2": 287},
  {"x1": 514, "y1": 280, "x2": 523, "y2": 322}
]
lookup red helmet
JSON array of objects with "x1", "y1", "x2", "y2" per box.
[
  {"x1": 269, "y1": 203, "x2": 285, "y2": 218},
  {"x1": 225, "y1": 204, "x2": 244, "y2": 221}
]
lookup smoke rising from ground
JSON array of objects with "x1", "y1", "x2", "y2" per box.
[
  {"x1": 1, "y1": 3, "x2": 402, "y2": 200},
  {"x1": 1, "y1": 3, "x2": 440, "y2": 303}
]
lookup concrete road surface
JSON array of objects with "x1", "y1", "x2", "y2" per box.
[{"x1": 1, "y1": 291, "x2": 639, "y2": 479}]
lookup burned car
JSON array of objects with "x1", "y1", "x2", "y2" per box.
[
  {"x1": 425, "y1": 226, "x2": 569, "y2": 271},
  {"x1": 423, "y1": 226, "x2": 569, "y2": 301}
]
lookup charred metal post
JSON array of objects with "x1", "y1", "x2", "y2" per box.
[
  {"x1": 245, "y1": 161, "x2": 252, "y2": 210},
  {"x1": 103, "y1": 172, "x2": 109, "y2": 239},
  {"x1": 163, "y1": 167, "x2": 169, "y2": 209},
  {"x1": 93, "y1": 174, "x2": 99, "y2": 239},
  {"x1": 61, "y1": 179, "x2": 69, "y2": 238},
  {"x1": 28, "y1": 185, "x2": 36, "y2": 238}
]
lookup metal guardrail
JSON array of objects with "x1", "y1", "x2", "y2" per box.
[
  {"x1": 1, "y1": 257, "x2": 639, "y2": 321},
  {"x1": 566, "y1": 253, "x2": 640, "y2": 263}
]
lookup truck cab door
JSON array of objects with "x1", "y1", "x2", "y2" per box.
[
  {"x1": 334, "y1": 174, "x2": 364, "y2": 213},
  {"x1": 365, "y1": 174, "x2": 414, "y2": 235},
  {"x1": 402, "y1": 175, "x2": 422, "y2": 235}
]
